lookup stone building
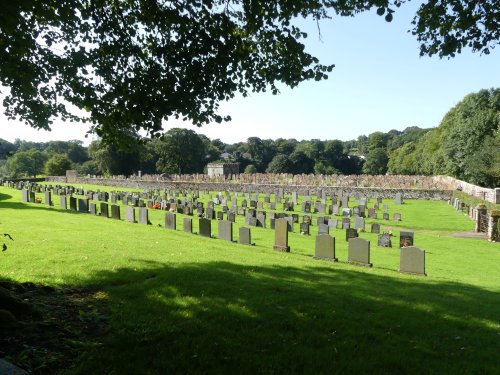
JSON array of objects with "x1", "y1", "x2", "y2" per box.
[{"x1": 206, "y1": 163, "x2": 239, "y2": 178}]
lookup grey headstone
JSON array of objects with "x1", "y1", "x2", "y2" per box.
[
  {"x1": 328, "y1": 219, "x2": 338, "y2": 229},
  {"x1": 239, "y1": 227, "x2": 252, "y2": 245},
  {"x1": 394, "y1": 213, "x2": 402, "y2": 221},
  {"x1": 342, "y1": 208, "x2": 351, "y2": 217},
  {"x1": 78, "y1": 198, "x2": 89, "y2": 213},
  {"x1": 347, "y1": 238, "x2": 372, "y2": 267},
  {"x1": 399, "y1": 246, "x2": 426, "y2": 276},
  {"x1": 139, "y1": 207, "x2": 149, "y2": 225},
  {"x1": 313, "y1": 234, "x2": 337, "y2": 261},
  {"x1": 69, "y1": 196, "x2": 77, "y2": 211},
  {"x1": 165, "y1": 212, "x2": 176, "y2": 230},
  {"x1": 256, "y1": 213, "x2": 266, "y2": 228},
  {"x1": 199, "y1": 218, "x2": 212, "y2": 237},
  {"x1": 342, "y1": 218, "x2": 350, "y2": 230},
  {"x1": 125, "y1": 206, "x2": 136, "y2": 222},
  {"x1": 377, "y1": 233, "x2": 392, "y2": 247},
  {"x1": 60, "y1": 196, "x2": 67, "y2": 209},
  {"x1": 44, "y1": 191, "x2": 52, "y2": 206},
  {"x1": 183, "y1": 218, "x2": 192, "y2": 233},
  {"x1": 89, "y1": 202, "x2": 97, "y2": 215},
  {"x1": 383, "y1": 213, "x2": 389, "y2": 220},
  {"x1": 111, "y1": 204, "x2": 120, "y2": 220},
  {"x1": 273, "y1": 218, "x2": 290, "y2": 252},
  {"x1": 21, "y1": 189, "x2": 29, "y2": 203},
  {"x1": 371, "y1": 223, "x2": 381, "y2": 234},
  {"x1": 318, "y1": 223, "x2": 329, "y2": 235},
  {"x1": 354, "y1": 217, "x2": 365, "y2": 231},
  {"x1": 218, "y1": 220, "x2": 233, "y2": 242},
  {"x1": 395, "y1": 192, "x2": 403, "y2": 205}
]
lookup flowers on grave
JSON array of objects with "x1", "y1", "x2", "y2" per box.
[
  {"x1": 35, "y1": 197, "x2": 42, "y2": 204},
  {"x1": 148, "y1": 202, "x2": 161, "y2": 210}
]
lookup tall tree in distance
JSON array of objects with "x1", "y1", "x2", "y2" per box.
[{"x1": 155, "y1": 128, "x2": 205, "y2": 174}]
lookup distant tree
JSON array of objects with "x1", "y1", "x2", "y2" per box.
[
  {"x1": 45, "y1": 154, "x2": 72, "y2": 176},
  {"x1": 9, "y1": 149, "x2": 47, "y2": 177},
  {"x1": 76, "y1": 160, "x2": 101, "y2": 176},
  {"x1": 275, "y1": 138, "x2": 298, "y2": 155},
  {"x1": 244, "y1": 164, "x2": 257, "y2": 174},
  {"x1": 266, "y1": 154, "x2": 293, "y2": 173},
  {"x1": 314, "y1": 161, "x2": 340, "y2": 175},
  {"x1": 88, "y1": 140, "x2": 140, "y2": 176},
  {"x1": 362, "y1": 148, "x2": 388, "y2": 175},
  {"x1": 290, "y1": 151, "x2": 315, "y2": 174},
  {"x1": 155, "y1": 128, "x2": 205, "y2": 174}
]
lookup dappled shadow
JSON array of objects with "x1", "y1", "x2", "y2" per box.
[
  {"x1": 71, "y1": 260, "x2": 499, "y2": 374},
  {"x1": 0, "y1": 192, "x2": 12, "y2": 201}
]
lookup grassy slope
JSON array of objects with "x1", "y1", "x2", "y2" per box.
[{"x1": 1, "y1": 186, "x2": 499, "y2": 374}]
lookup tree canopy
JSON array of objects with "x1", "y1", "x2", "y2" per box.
[{"x1": 1, "y1": 1, "x2": 498, "y2": 146}]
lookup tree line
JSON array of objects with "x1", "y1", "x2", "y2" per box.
[{"x1": 1, "y1": 89, "x2": 498, "y2": 188}]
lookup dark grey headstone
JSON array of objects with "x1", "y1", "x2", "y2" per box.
[
  {"x1": 347, "y1": 237, "x2": 372, "y2": 267},
  {"x1": 89, "y1": 202, "x2": 97, "y2": 215},
  {"x1": 342, "y1": 218, "x2": 350, "y2": 230},
  {"x1": 100, "y1": 202, "x2": 109, "y2": 218},
  {"x1": 399, "y1": 246, "x2": 426, "y2": 276},
  {"x1": 383, "y1": 213, "x2": 389, "y2": 220},
  {"x1": 216, "y1": 211, "x2": 224, "y2": 220},
  {"x1": 69, "y1": 196, "x2": 77, "y2": 211},
  {"x1": 78, "y1": 198, "x2": 89, "y2": 213},
  {"x1": 273, "y1": 218, "x2": 290, "y2": 252},
  {"x1": 183, "y1": 218, "x2": 192, "y2": 233},
  {"x1": 218, "y1": 220, "x2": 233, "y2": 242},
  {"x1": 345, "y1": 228, "x2": 358, "y2": 241},
  {"x1": 165, "y1": 212, "x2": 176, "y2": 230},
  {"x1": 111, "y1": 204, "x2": 120, "y2": 220},
  {"x1": 228, "y1": 212, "x2": 236, "y2": 222},
  {"x1": 256, "y1": 213, "x2": 266, "y2": 228},
  {"x1": 199, "y1": 218, "x2": 212, "y2": 237},
  {"x1": 371, "y1": 223, "x2": 381, "y2": 234},
  {"x1": 300, "y1": 222, "x2": 310, "y2": 235},
  {"x1": 29, "y1": 191, "x2": 36, "y2": 203},
  {"x1": 313, "y1": 234, "x2": 337, "y2": 261},
  {"x1": 125, "y1": 206, "x2": 136, "y2": 222},
  {"x1": 399, "y1": 231, "x2": 414, "y2": 248}
]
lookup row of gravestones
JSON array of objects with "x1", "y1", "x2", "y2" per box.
[{"x1": 311, "y1": 234, "x2": 425, "y2": 276}]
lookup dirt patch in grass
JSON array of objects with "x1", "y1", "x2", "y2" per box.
[{"x1": 0, "y1": 281, "x2": 108, "y2": 374}]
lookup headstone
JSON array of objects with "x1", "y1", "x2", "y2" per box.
[
  {"x1": 256, "y1": 212, "x2": 266, "y2": 228},
  {"x1": 44, "y1": 191, "x2": 52, "y2": 206},
  {"x1": 216, "y1": 211, "x2": 224, "y2": 220},
  {"x1": 60, "y1": 196, "x2": 67, "y2": 209},
  {"x1": 218, "y1": 220, "x2": 233, "y2": 242},
  {"x1": 328, "y1": 219, "x2": 338, "y2": 229},
  {"x1": 21, "y1": 189, "x2": 29, "y2": 203},
  {"x1": 89, "y1": 202, "x2": 97, "y2": 215},
  {"x1": 354, "y1": 217, "x2": 365, "y2": 231},
  {"x1": 347, "y1": 238, "x2": 372, "y2": 267},
  {"x1": 377, "y1": 233, "x2": 392, "y2": 247},
  {"x1": 183, "y1": 218, "x2": 192, "y2": 233},
  {"x1": 100, "y1": 202, "x2": 109, "y2": 217},
  {"x1": 399, "y1": 231, "x2": 414, "y2": 248},
  {"x1": 393, "y1": 213, "x2": 402, "y2": 221},
  {"x1": 139, "y1": 207, "x2": 149, "y2": 225},
  {"x1": 300, "y1": 222, "x2": 310, "y2": 235},
  {"x1": 228, "y1": 212, "x2": 236, "y2": 223},
  {"x1": 239, "y1": 227, "x2": 252, "y2": 245},
  {"x1": 318, "y1": 223, "x2": 329, "y2": 235},
  {"x1": 342, "y1": 208, "x2": 351, "y2": 217},
  {"x1": 342, "y1": 218, "x2": 350, "y2": 230},
  {"x1": 273, "y1": 219, "x2": 290, "y2": 252},
  {"x1": 199, "y1": 218, "x2": 212, "y2": 238},
  {"x1": 29, "y1": 191, "x2": 36, "y2": 203},
  {"x1": 399, "y1": 247, "x2": 426, "y2": 276},
  {"x1": 383, "y1": 213, "x2": 390, "y2": 220},
  {"x1": 78, "y1": 198, "x2": 89, "y2": 213},
  {"x1": 69, "y1": 196, "x2": 77, "y2": 211},
  {"x1": 395, "y1": 192, "x2": 403, "y2": 204},
  {"x1": 125, "y1": 206, "x2": 135, "y2": 223},
  {"x1": 371, "y1": 223, "x2": 381, "y2": 234},
  {"x1": 331, "y1": 204, "x2": 339, "y2": 215},
  {"x1": 111, "y1": 204, "x2": 120, "y2": 220},
  {"x1": 368, "y1": 208, "x2": 377, "y2": 219},
  {"x1": 165, "y1": 212, "x2": 176, "y2": 230},
  {"x1": 313, "y1": 234, "x2": 337, "y2": 261},
  {"x1": 345, "y1": 228, "x2": 358, "y2": 241}
]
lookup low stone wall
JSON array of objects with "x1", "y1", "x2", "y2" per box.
[
  {"x1": 433, "y1": 175, "x2": 499, "y2": 204},
  {"x1": 45, "y1": 176, "x2": 452, "y2": 200}
]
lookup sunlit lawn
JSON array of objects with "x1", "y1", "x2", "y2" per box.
[{"x1": 1, "y1": 184, "x2": 498, "y2": 374}]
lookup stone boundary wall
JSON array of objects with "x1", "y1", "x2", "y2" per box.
[
  {"x1": 45, "y1": 176, "x2": 452, "y2": 200},
  {"x1": 432, "y1": 175, "x2": 499, "y2": 204}
]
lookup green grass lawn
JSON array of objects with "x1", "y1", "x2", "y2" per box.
[{"x1": 1, "y1": 185, "x2": 499, "y2": 374}]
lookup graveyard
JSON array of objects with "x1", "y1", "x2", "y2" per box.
[{"x1": 1, "y1": 181, "x2": 499, "y2": 374}]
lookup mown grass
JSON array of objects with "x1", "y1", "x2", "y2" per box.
[{"x1": 1, "y1": 185, "x2": 499, "y2": 374}]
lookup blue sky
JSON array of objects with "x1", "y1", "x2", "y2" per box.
[{"x1": 1, "y1": 2, "x2": 499, "y2": 145}]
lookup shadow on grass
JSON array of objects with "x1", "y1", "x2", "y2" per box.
[{"x1": 71, "y1": 261, "x2": 499, "y2": 375}]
